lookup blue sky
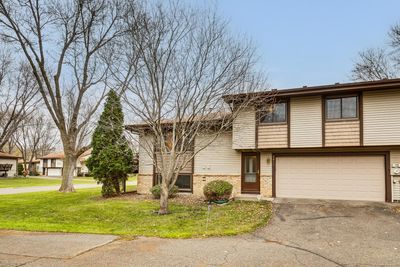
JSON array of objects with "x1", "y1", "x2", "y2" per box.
[{"x1": 209, "y1": 0, "x2": 400, "y2": 88}]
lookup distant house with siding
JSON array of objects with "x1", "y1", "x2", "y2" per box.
[
  {"x1": 0, "y1": 151, "x2": 18, "y2": 177},
  {"x1": 39, "y1": 150, "x2": 91, "y2": 177}
]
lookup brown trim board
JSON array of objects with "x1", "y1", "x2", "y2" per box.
[
  {"x1": 223, "y1": 78, "x2": 400, "y2": 103},
  {"x1": 272, "y1": 151, "x2": 391, "y2": 202}
]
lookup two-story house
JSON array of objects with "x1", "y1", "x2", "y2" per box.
[
  {"x1": 39, "y1": 150, "x2": 91, "y2": 177},
  {"x1": 133, "y1": 78, "x2": 400, "y2": 203}
]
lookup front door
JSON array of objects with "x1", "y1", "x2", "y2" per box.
[{"x1": 241, "y1": 152, "x2": 260, "y2": 194}]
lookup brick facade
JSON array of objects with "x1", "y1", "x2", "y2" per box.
[{"x1": 137, "y1": 173, "x2": 273, "y2": 198}]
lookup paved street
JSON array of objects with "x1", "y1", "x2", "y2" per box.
[
  {"x1": 0, "y1": 181, "x2": 137, "y2": 195},
  {"x1": 0, "y1": 199, "x2": 399, "y2": 266}
]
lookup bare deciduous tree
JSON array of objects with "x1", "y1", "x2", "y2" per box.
[
  {"x1": 0, "y1": 0, "x2": 127, "y2": 191},
  {"x1": 352, "y1": 23, "x2": 400, "y2": 81},
  {"x1": 121, "y1": 2, "x2": 268, "y2": 214},
  {"x1": 14, "y1": 113, "x2": 59, "y2": 175},
  {"x1": 0, "y1": 54, "x2": 38, "y2": 151}
]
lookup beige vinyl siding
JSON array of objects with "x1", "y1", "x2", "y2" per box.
[
  {"x1": 194, "y1": 132, "x2": 241, "y2": 175},
  {"x1": 276, "y1": 155, "x2": 385, "y2": 202},
  {"x1": 260, "y1": 152, "x2": 272, "y2": 176},
  {"x1": 258, "y1": 124, "x2": 288, "y2": 148},
  {"x1": 138, "y1": 134, "x2": 154, "y2": 175},
  {"x1": 56, "y1": 159, "x2": 63, "y2": 167},
  {"x1": 325, "y1": 120, "x2": 360, "y2": 147},
  {"x1": 364, "y1": 89, "x2": 400, "y2": 145},
  {"x1": 390, "y1": 150, "x2": 400, "y2": 165},
  {"x1": 290, "y1": 96, "x2": 322, "y2": 147},
  {"x1": 155, "y1": 152, "x2": 193, "y2": 173},
  {"x1": 232, "y1": 107, "x2": 256, "y2": 149}
]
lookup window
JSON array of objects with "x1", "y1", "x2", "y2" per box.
[
  {"x1": 155, "y1": 174, "x2": 192, "y2": 192},
  {"x1": 43, "y1": 159, "x2": 48, "y2": 167},
  {"x1": 174, "y1": 174, "x2": 192, "y2": 191},
  {"x1": 51, "y1": 159, "x2": 56, "y2": 167},
  {"x1": 260, "y1": 102, "x2": 287, "y2": 123},
  {"x1": 326, "y1": 96, "x2": 358, "y2": 120},
  {"x1": 154, "y1": 132, "x2": 194, "y2": 152}
]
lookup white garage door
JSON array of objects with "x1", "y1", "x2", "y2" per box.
[
  {"x1": 47, "y1": 168, "x2": 62, "y2": 177},
  {"x1": 276, "y1": 155, "x2": 385, "y2": 202}
]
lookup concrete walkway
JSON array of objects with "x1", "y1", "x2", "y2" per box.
[
  {"x1": 0, "y1": 181, "x2": 137, "y2": 195},
  {"x1": 0, "y1": 200, "x2": 399, "y2": 266}
]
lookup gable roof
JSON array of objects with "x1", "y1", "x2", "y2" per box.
[
  {"x1": 39, "y1": 150, "x2": 92, "y2": 160},
  {"x1": 0, "y1": 151, "x2": 19, "y2": 159},
  {"x1": 39, "y1": 152, "x2": 65, "y2": 159},
  {"x1": 126, "y1": 112, "x2": 231, "y2": 132},
  {"x1": 223, "y1": 78, "x2": 400, "y2": 103}
]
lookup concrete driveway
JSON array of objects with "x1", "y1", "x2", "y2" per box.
[{"x1": 0, "y1": 199, "x2": 399, "y2": 267}]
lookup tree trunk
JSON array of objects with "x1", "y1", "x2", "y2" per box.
[
  {"x1": 113, "y1": 178, "x2": 120, "y2": 194},
  {"x1": 158, "y1": 182, "x2": 169, "y2": 215},
  {"x1": 59, "y1": 153, "x2": 76, "y2": 193}
]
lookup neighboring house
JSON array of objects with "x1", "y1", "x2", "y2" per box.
[
  {"x1": 76, "y1": 149, "x2": 92, "y2": 176},
  {"x1": 18, "y1": 158, "x2": 41, "y2": 174},
  {"x1": 39, "y1": 151, "x2": 91, "y2": 177},
  {"x1": 0, "y1": 151, "x2": 18, "y2": 177},
  {"x1": 131, "y1": 78, "x2": 400, "y2": 203}
]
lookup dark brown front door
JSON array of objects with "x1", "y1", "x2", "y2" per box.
[{"x1": 241, "y1": 152, "x2": 260, "y2": 194}]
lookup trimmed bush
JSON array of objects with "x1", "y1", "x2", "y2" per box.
[
  {"x1": 150, "y1": 184, "x2": 179, "y2": 199},
  {"x1": 203, "y1": 180, "x2": 233, "y2": 202}
]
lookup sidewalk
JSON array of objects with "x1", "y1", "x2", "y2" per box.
[{"x1": 0, "y1": 181, "x2": 137, "y2": 195}]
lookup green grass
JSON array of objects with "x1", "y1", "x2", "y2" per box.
[
  {"x1": 76, "y1": 174, "x2": 137, "y2": 182},
  {"x1": 0, "y1": 188, "x2": 272, "y2": 238},
  {"x1": 0, "y1": 177, "x2": 96, "y2": 188}
]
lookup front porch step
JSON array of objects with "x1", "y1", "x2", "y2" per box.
[{"x1": 234, "y1": 194, "x2": 274, "y2": 202}]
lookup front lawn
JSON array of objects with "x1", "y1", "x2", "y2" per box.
[
  {"x1": 0, "y1": 188, "x2": 272, "y2": 238},
  {"x1": 0, "y1": 177, "x2": 96, "y2": 188}
]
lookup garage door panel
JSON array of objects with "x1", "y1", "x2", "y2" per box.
[
  {"x1": 47, "y1": 168, "x2": 62, "y2": 176},
  {"x1": 276, "y1": 156, "x2": 385, "y2": 202},
  {"x1": 277, "y1": 190, "x2": 382, "y2": 201}
]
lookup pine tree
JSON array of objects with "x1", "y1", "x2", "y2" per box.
[{"x1": 87, "y1": 90, "x2": 133, "y2": 197}]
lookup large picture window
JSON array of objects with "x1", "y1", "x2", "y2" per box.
[
  {"x1": 259, "y1": 102, "x2": 287, "y2": 123},
  {"x1": 326, "y1": 96, "x2": 358, "y2": 120}
]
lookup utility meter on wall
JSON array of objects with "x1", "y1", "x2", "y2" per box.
[{"x1": 392, "y1": 163, "x2": 400, "y2": 175}]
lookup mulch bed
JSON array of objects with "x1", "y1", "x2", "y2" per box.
[
  {"x1": 393, "y1": 206, "x2": 400, "y2": 214},
  {"x1": 92, "y1": 191, "x2": 206, "y2": 205}
]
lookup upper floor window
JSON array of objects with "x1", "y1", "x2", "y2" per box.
[
  {"x1": 154, "y1": 132, "x2": 194, "y2": 152},
  {"x1": 260, "y1": 102, "x2": 287, "y2": 123},
  {"x1": 326, "y1": 96, "x2": 358, "y2": 120}
]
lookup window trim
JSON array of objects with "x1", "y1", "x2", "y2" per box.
[
  {"x1": 259, "y1": 101, "x2": 288, "y2": 125},
  {"x1": 325, "y1": 95, "x2": 359, "y2": 122}
]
